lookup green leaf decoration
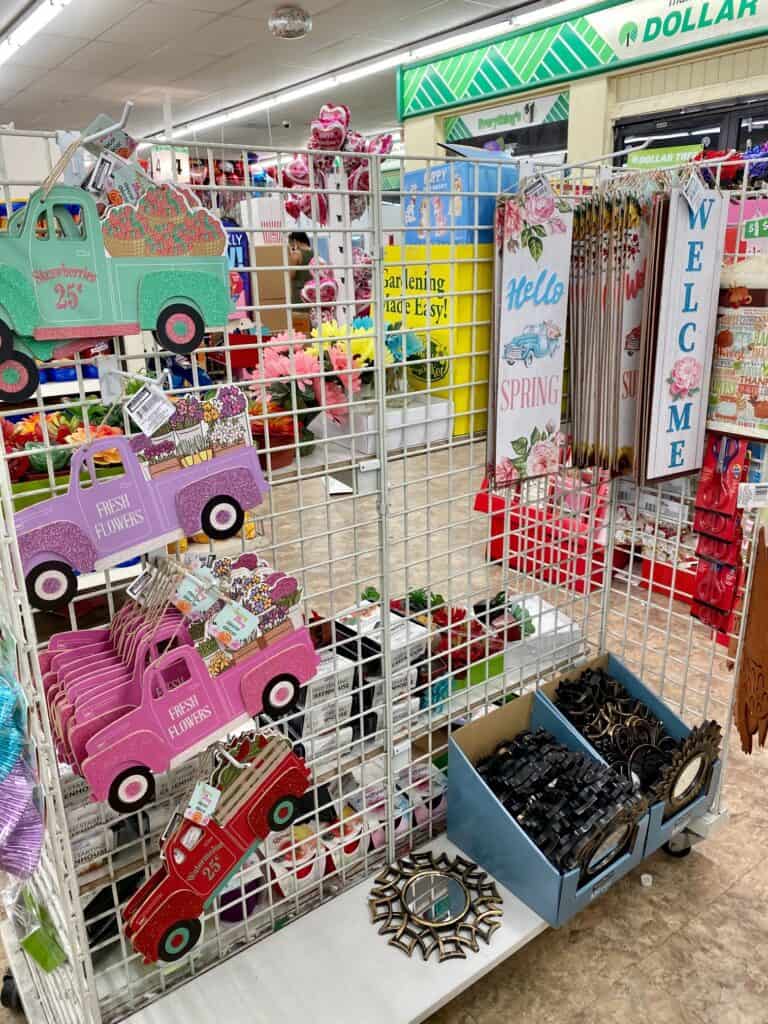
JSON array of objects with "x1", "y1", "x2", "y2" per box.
[
  {"x1": 361, "y1": 586, "x2": 380, "y2": 602},
  {"x1": 528, "y1": 235, "x2": 544, "y2": 262},
  {"x1": 512, "y1": 457, "x2": 528, "y2": 475},
  {"x1": 531, "y1": 224, "x2": 546, "y2": 237},
  {"x1": 531, "y1": 426, "x2": 541, "y2": 445},
  {"x1": 511, "y1": 436, "x2": 529, "y2": 456}
]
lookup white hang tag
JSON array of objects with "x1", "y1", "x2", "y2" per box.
[
  {"x1": 521, "y1": 173, "x2": 552, "y2": 199},
  {"x1": 98, "y1": 355, "x2": 122, "y2": 404},
  {"x1": 682, "y1": 172, "x2": 707, "y2": 217},
  {"x1": 125, "y1": 383, "x2": 175, "y2": 436},
  {"x1": 184, "y1": 782, "x2": 221, "y2": 825}
]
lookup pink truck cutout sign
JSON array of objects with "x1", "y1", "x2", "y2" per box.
[
  {"x1": 14, "y1": 433, "x2": 268, "y2": 610},
  {"x1": 40, "y1": 557, "x2": 319, "y2": 812}
]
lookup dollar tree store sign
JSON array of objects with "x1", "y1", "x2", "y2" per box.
[{"x1": 400, "y1": 0, "x2": 767, "y2": 117}]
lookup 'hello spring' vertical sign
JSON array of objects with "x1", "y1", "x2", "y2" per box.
[{"x1": 492, "y1": 181, "x2": 574, "y2": 487}]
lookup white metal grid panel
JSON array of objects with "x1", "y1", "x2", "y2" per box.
[{"x1": 0, "y1": 133, "x2": 758, "y2": 1023}]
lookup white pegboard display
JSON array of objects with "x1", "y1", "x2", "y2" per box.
[{"x1": 0, "y1": 128, "x2": 760, "y2": 1024}]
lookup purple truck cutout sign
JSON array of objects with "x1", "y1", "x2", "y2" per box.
[{"x1": 15, "y1": 434, "x2": 268, "y2": 610}]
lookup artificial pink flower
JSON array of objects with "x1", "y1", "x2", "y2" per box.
[
  {"x1": 290, "y1": 349, "x2": 322, "y2": 379},
  {"x1": 261, "y1": 347, "x2": 293, "y2": 380},
  {"x1": 314, "y1": 379, "x2": 350, "y2": 423},
  {"x1": 525, "y1": 194, "x2": 556, "y2": 225},
  {"x1": 328, "y1": 346, "x2": 363, "y2": 394},
  {"x1": 526, "y1": 439, "x2": 558, "y2": 478}
]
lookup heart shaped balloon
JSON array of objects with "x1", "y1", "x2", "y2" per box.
[
  {"x1": 348, "y1": 164, "x2": 370, "y2": 194},
  {"x1": 318, "y1": 103, "x2": 350, "y2": 128},
  {"x1": 284, "y1": 194, "x2": 302, "y2": 221},
  {"x1": 366, "y1": 133, "x2": 394, "y2": 156},
  {"x1": 311, "y1": 118, "x2": 346, "y2": 151},
  {"x1": 286, "y1": 153, "x2": 310, "y2": 187}
]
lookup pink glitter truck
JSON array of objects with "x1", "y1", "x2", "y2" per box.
[
  {"x1": 79, "y1": 622, "x2": 319, "y2": 813},
  {"x1": 14, "y1": 435, "x2": 268, "y2": 611}
]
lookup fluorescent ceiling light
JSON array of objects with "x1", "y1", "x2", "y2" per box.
[
  {"x1": 625, "y1": 132, "x2": 691, "y2": 143},
  {"x1": 689, "y1": 126, "x2": 720, "y2": 135},
  {"x1": 0, "y1": 0, "x2": 72, "y2": 68}
]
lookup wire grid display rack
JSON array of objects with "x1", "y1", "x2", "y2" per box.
[{"x1": 0, "y1": 131, "x2": 760, "y2": 1023}]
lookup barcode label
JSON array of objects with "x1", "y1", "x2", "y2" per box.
[
  {"x1": 522, "y1": 174, "x2": 551, "y2": 199},
  {"x1": 738, "y1": 483, "x2": 768, "y2": 508}
]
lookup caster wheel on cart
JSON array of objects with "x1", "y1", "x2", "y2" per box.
[
  {"x1": 1, "y1": 969, "x2": 23, "y2": 1012},
  {"x1": 662, "y1": 834, "x2": 692, "y2": 858}
]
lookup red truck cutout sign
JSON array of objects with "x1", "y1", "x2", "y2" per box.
[{"x1": 124, "y1": 732, "x2": 310, "y2": 963}]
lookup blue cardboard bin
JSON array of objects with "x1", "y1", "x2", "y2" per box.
[
  {"x1": 448, "y1": 689, "x2": 649, "y2": 927},
  {"x1": 402, "y1": 161, "x2": 518, "y2": 245},
  {"x1": 541, "y1": 654, "x2": 721, "y2": 859}
]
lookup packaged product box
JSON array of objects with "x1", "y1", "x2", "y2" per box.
[
  {"x1": 383, "y1": 244, "x2": 493, "y2": 435},
  {"x1": 448, "y1": 689, "x2": 649, "y2": 926},
  {"x1": 336, "y1": 602, "x2": 429, "y2": 674},
  {"x1": 402, "y1": 161, "x2": 518, "y2": 245},
  {"x1": 301, "y1": 648, "x2": 357, "y2": 734}
]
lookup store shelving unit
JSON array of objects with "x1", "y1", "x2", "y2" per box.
[{"x1": 0, "y1": 133, "x2": 757, "y2": 1024}]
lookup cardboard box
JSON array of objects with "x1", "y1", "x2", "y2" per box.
[
  {"x1": 543, "y1": 654, "x2": 721, "y2": 858},
  {"x1": 402, "y1": 161, "x2": 518, "y2": 245},
  {"x1": 251, "y1": 242, "x2": 291, "y2": 302},
  {"x1": 448, "y1": 689, "x2": 649, "y2": 926}
]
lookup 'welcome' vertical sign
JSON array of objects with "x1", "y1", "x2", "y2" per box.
[
  {"x1": 646, "y1": 188, "x2": 727, "y2": 482},
  {"x1": 492, "y1": 184, "x2": 573, "y2": 487}
]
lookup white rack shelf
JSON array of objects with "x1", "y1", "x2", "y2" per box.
[
  {"x1": 40, "y1": 379, "x2": 101, "y2": 398},
  {"x1": 125, "y1": 836, "x2": 547, "y2": 1024}
]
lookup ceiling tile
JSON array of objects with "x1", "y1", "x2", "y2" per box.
[
  {"x1": 20, "y1": 69, "x2": 111, "y2": 99},
  {"x1": 0, "y1": 66, "x2": 39, "y2": 95},
  {"x1": 51, "y1": 0, "x2": 145, "y2": 39},
  {"x1": 162, "y1": 0, "x2": 248, "y2": 9},
  {"x1": 101, "y1": 3, "x2": 216, "y2": 47},
  {"x1": 4, "y1": 32, "x2": 91, "y2": 70},
  {"x1": 128, "y1": 49, "x2": 219, "y2": 85},
  {"x1": 59, "y1": 39, "x2": 147, "y2": 75},
  {"x1": 235, "y1": 0, "x2": 342, "y2": 17},
  {"x1": 173, "y1": 15, "x2": 274, "y2": 56}
]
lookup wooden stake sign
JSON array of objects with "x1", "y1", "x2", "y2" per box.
[
  {"x1": 645, "y1": 186, "x2": 727, "y2": 482},
  {"x1": 491, "y1": 181, "x2": 573, "y2": 485}
]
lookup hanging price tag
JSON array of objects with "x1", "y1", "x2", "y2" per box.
[
  {"x1": 738, "y1": 482, "x2": 768, "y2": 508},
  {"x1": 184, "y1": 782, "x2": 221, "y2": 825},
  {"x1": 682, "y1": 172, "x2": 707, "y2": 217},
  {"x1": 173, "y1": 574, "x2": 219, "y2": 615},
  {"x1": 126, "y1": 568, "x2": 154, "y2": 602},
  {"x1": 125, "y1": 383, "x2": 175, "y2": 436},
  {"x1": 209, "y1": 602, "x2": 261, "y2": 648}
]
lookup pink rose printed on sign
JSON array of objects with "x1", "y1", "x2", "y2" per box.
[
  {"x1": 494, "y1": 424, "x2": 562, "y2": 488},
  {"x1": 503, "y1": 188, "x2": 572, "y2": 261},
  {"x1": 525, "y1": 194, "x2": 556, "y2": 225},
  {"x1": 667, "y1": 356, "x2": 702, "y2": 401},
  {"x1": 526, "y1": 439, "x2": 559, "y2": 477}
]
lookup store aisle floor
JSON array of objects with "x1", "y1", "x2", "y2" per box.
[{"x1": 429, "y1": 732, "x2": 768, "y2": 1024}]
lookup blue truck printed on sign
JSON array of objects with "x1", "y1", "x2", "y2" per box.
[{"x1": 503, "y1": 320, "x2": 561, "y2": 368}]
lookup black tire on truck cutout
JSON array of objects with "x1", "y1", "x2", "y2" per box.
[
  {"x1": 155, "y1": 304, "x2": 205, "y2": 355},
  {"x1": 26, "y1": 560, "x2": 78, "y2": 611},
  {"x1": 108, "y1": 766, "x2": 156, "y2": 814},
  {"x1": 158, "y1": 919, "x2": 202, "y2": 963},
  {"x1": 0, "y1": 321, "x2": 14, "y2": 360},
  {"x1": 0, "y1": 351, "x2": 39, "y2": 403},
  {"x1": 200, "y1": 496, "x2": 244, "y2": 540}
]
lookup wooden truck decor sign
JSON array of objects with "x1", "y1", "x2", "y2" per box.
[{"x1": 0, "y1": 182, "x2": 231, "y2": 401}]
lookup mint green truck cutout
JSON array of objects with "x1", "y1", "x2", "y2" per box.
[{"x1": 0, "y1": 185, "x2": 231, "y2": 402}]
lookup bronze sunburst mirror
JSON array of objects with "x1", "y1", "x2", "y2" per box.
[{"x1": 368, "y1": 851, "x2": 503, "y2": 962}]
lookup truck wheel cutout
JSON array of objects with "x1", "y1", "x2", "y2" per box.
[
  {"x1": 158, "y1": 919, "x2": 202, "y2": 963},
  {"x1": 262, "y1": 675, "x2": 300, "y2": 718},
  {"x1": 0, "y1": 322, "x2": 13, "y2": 360},
  {"x1": 26, "y1": 561, "x2": 78, "y2": 611},
  {"x1": 267, "y1": 795, "x2": 298, "y2": 832},
  {"x1": 200, "y1": 496, "x2": 244, "y2": 540},
  {"x1": 108, "y1": 766, "x2": 156, "y2": 813},
  {"x1": 0, "y1": 352, "x2": 39, "y2": 404},
  {"x1": 155, "y1": 304, "x2": 205, "y2": 355}
]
